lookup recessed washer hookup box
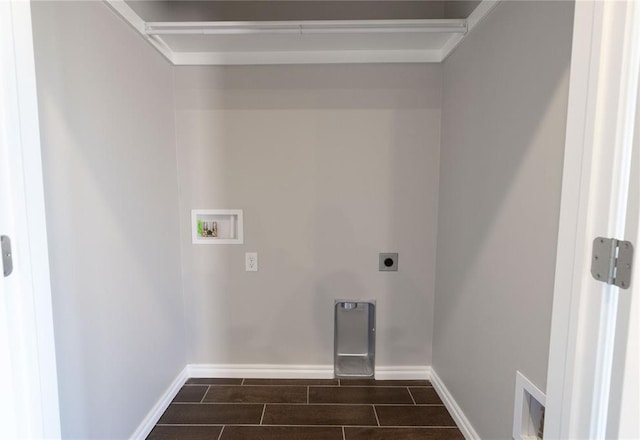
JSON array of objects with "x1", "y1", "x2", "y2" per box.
[{"x1": 334, "y1": 300, "x2": 376, "y2": 379}]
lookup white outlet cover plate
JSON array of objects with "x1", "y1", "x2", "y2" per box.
[{"x1": 245, "y1": 252, "x2": 258, "y2": 272}]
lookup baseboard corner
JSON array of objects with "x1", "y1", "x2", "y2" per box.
[
  {"x1": 430, "y1": 367, "x2": 481, "y2": 440},
  {"x1": 130, "y1": 366, "x2": 188, "y2": 440}
]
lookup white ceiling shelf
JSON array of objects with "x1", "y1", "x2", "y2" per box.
[
  {"x1": 143, "y1": 19, "x2": 469, "y2": 35},
  {"x1": 106, "y1": 1, "x2": 499, "y2": 65}
]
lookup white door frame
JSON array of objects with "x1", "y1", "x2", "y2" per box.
[
  {"x1": 546, "y1": 1, "x2": 640, "y2": 438},
  {"x1": 0, "y1": 0, "x2": 60, "y2": 437},
  {"x1": 608, "y1": 79, "x2": 639, "y2": 440}
]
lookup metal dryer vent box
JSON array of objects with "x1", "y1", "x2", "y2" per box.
[{"x1": 334, "y1": 300, "x2": 376, "y2": 378}]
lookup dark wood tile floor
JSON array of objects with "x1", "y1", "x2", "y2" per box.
[{"x1": 148, "y1": 378, "x2": 464, "y2": 440}]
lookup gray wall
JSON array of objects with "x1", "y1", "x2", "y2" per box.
[
  {"x1": 443, "y1": 1, "x2": 480, "y2": 19},
  {"x1": 173, "y1": 65, "x2": 442, "y2": 367},
  {"x1": 433, "y1": 1, "x2": 573, "y2": 438},
  {"x1": 32, "y1": 2, "x2": 185, "y2": 438}
]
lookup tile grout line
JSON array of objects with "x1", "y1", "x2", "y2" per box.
[
  {"x1": 259, "y1": 404, "x2": 266, "y2": 425},
  {"x1": 156, "y1": 423, "x2": 460, "y2": 428},
  {"x1": 216, "y1": 425, "x2": 225, "y2": 440},
  {"x1": 307, "y1": 386, "x2": 309, "y2": 404},
  {"x1": 342, "y1": 426, "x2": 346, "y2": 440},
  {"x1": 407, "y1": 387, "x2": 417, "y2": 405},
  {"x1": 200, "y1": 385, "x2": 211, "y2": 403},
  {"x1": 183, "y1": 383, "x2": 430, "y2": 388},
  {"x1": 171, "y1": 402, "x2": 445, "y2": 406},
  {"x1": 372, "y1": 405, "x2": 380, "y2": 427}
]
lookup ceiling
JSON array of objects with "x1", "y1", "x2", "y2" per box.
[{"x1": 125, "y1": 1, "x2": 481, "y2": 22}]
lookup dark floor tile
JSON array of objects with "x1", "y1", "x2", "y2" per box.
[
  {"x1": 243, "y1": 378, "x2": 339, "y2": 386},
  {"x1": 309, "y1": 386, "x2": 413, "y2": 404},
  {"x1": 204, "y1": 385, "x2": 307, "y2": 403},
  {"x1": 262, "y1": 404, "x2": 377, "y2": 426},
  {"x1": 147, "y1": 425, "x2": 223, "y2": 440},
  {"x1": 185, "y1": 378, "x2": 243, "y2": 385},
  {"x1": 221, "y1": 426, "x2": 343, "y2": 440},
  {"x1": 172, "y1": 385, "x2": 208, "y2": 403},
  {"x1": 340, "y1": 379, "x2": 431, "y2": 387},
  {"x1": 158, "y1": 403, "x2": 263, "y2": 425},
  {"x1": 344, "y1": 427, "x2": 464, "y2": 440},
  {"x1": 375, "y1": 406, "x2": 456, "y2": 427},
  {"x1": 409, "y1": 388, "x2": 443, "y2": 405}
]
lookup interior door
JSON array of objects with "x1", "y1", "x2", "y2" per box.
[
  {"x1": 0, "y1": 1, "x2": 60, "y2": 437},
  {"x1": 0, "y1": 4, "x2": 21, "y2": 434},
  {"x1": 545, "y1": 1, "x2": 640, "y2": 438}
]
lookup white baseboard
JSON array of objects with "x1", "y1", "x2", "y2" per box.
[
  {"x1": 430, "y1": 368, "x2": 480, "y2": 440},
  {"x1": 186, "y1": 363, "x2": 431, "y2": 380},
  {"x1": 130, "y1": 366, "x2": 188, "y2": 440},
  {"x1": 375, "y1": 365, "x2": 432, "y2": 380},
  {"x1": 187, "y1": 364, "x2": 333, "y2": 379}
]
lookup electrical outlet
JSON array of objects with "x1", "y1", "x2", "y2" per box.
[{"x1": 245, "y1": 252, "x2": 258, "y2": 272}]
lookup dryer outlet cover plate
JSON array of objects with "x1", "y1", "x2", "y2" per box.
[{"x1": 379, "y1": 253, "x2": 398, "y2": 271}]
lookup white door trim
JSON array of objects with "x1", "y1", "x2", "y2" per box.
[
  {"x1": 0, "y1": 1, "x2": 60, "y2": 437},
  {"x1": 608, "y1": 81, "x2": 640, "y2": 440},
  {"x1": 546, "y1": 1, "x2": 640, "y2": 438}
]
